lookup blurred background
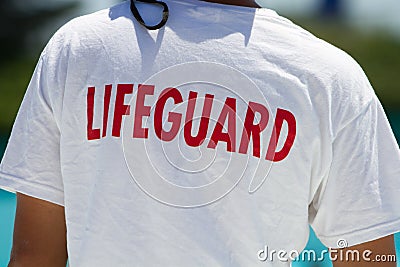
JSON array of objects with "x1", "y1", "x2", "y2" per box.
[{"x1": 0, "y1": 0, "x2": 399, "y2": 266}]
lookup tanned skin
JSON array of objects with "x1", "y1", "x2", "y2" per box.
[
  {"x1": 8, "y1": 193, "x2": 67, "y2": 267},
  {"x1": 331, "y1": 235, "x2": 396, "y2": 267},
  {"x1": 8, "y1": 0, "x2": 397, "y2": 266}
]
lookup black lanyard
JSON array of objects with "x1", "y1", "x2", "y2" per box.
[{"x1": 130, "y1": 0, "x2": 169, "y2": 30}]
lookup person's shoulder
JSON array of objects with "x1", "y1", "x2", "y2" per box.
[
  {"x1": 63, "y1": 2, "x2": 130, "y2": 36},
  {"x1": 258, "y1": 12, "x2": 360, "y2": 75},
  {"x1": 42, "y1": 1, "x2": 132, "y2": 58},
  {"x1": 256, "y1": 13, "x2": 376, "y2": 122},
  {"x1": 265, "y1": 14, "x2": 373, "y2": 98},
  {"x1": 302, "y1": 29, "x2": 375, "y2": 110}
]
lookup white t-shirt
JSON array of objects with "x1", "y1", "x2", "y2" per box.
[{"x1": 1, "y1": 0, "x2": 400, "y2": 266}]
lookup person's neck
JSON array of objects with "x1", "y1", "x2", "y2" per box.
[{"x1": 201, "y1": 0, "x2": 261, "y2": 8}]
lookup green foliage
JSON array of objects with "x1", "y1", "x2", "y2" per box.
[
  {"x1": 0, "y1": 0, "x2": 78, "y2": 133},
  {"x1": 0, "y1": 58, "x2": 36, "y2": 133}
]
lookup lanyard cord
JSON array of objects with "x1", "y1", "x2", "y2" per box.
[{"x1": 130, "y1": 0, "x2": 169, "y2": 30}]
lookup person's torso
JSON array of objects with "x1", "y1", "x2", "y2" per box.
[{"x1": 53, "y1": 1, "x2": 345, "y2": 265}]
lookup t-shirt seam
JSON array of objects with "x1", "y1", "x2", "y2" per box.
[
  {"x1": 316, "y1": 217, "x2": 400, "y2": 240},
  {"x1": 318, "y1": 98, "x2": 377, "y2": 202},
  {"x1": 331, "y1": 87, "x2": 376, "y2": 141},
  {"x1": 0, "y1": 170, "x2": 64, "y2": 196}
]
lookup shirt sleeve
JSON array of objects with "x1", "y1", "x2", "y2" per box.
[
  {"x1": 309, "y1": 95, "x2": 400, "y2": 248},
  {"x1": 0, "y1": 51, "x2": 64, "y2": 206}
]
